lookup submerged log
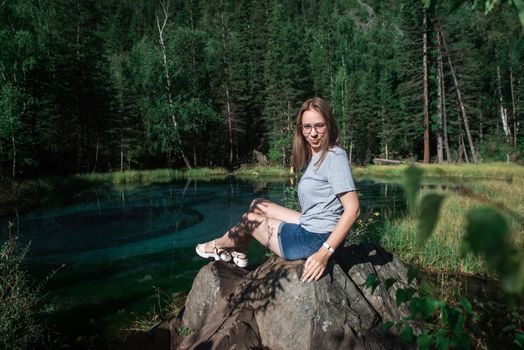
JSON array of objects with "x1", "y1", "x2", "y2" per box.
[
  {"x1": 372, "y1": 158, "x2": 404, "y2": 165},
  {"x1": 179, "y1": 243, "x2": 414, "y2": 350}
]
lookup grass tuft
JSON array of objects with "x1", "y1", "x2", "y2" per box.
[{"x1": 119, "y1": 290, "x2": 188, "y2": 336}]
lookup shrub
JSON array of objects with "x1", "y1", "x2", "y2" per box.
[
  {"x1": 0, "y1": 236, "x2": 52, "y2": 349},
  {"x1": 478, "y1": 133, "x2": 518, "y2": 162}
]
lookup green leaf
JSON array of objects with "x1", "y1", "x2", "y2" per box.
[
  {"x1": 410, "y1": 297, "x2": 440, "y2": 320},
  {"x1": 402, "y1": 165, "x2": 423, "y2": 216},
  {"x1": 441, "y1": 305, "x2": 451, "y2": 325},
  {"x1": 484, "y1": 0, "x2": 495, "y2": 13},
  {"x1": 451, "y1": 333, "x2": 471, "y2": 349},
  {"x1": 385, "y1": 278, "x2": 397, "y2": 291},
  {"x1": 399, "y1": 326, "x2": 415, "y2": 344},
  {"x1": 462, "y1": 207, "x2": 510, "y2": 271},
  {"x1": 464, "y1": 208, "x2": 524, "y2": 294},
  {"x1": 383, "y1": 320, "x2": 394, "y2": 332},
  {"x1": 417, "y1": 193, "x2": 445, "y2": 247},
  {"x1": 502, "y1": 324, "x2": 516, "y2": 332},
  {"x1": 364, "y1": 273, "x2": 380, "y2": 293},
  {"x1": 417, "y1": 333, "x2": 434, "y2": 350},
  {"x1": 421, "y1": 0, "x2": 433, "y2": 8},
  {"x1": 515, "y1": 332, "x2": 524, "y2": 348},
  {"x1": 407, "y1": 265, "x2": 418, "y2": 284},
  {"x1": 442, "y1": 305, "x2": 465, "y2": 334},
  {"x1": 396, "y1": 287, "x2": 417, "y2": 307},
  {"x1": 499, "y1": 249, "x2": 524, "y2": 294},
  {"x1": 460, "y1": 296, "x2": 472, "y2": 314},
  {"x1": 419, "y1": 280, "x2": 435, "y2": 296},
  {"x1": 436, "y1": 333, "x2": 450, "y2": 350},
  {"x1": 453, "y1": 312, "x2": 466, "y2": 335}
]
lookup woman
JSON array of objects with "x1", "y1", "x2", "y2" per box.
[{"x1": 196, "y1": 97, "x2": 359, "y2": 282}]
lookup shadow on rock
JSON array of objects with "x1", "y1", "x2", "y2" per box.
[{"x1": 177, "y1": 243, "x2": 414, "y2": 350}]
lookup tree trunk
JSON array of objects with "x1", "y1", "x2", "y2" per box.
[
  {"x1": 349, "y1": 138, "x2": 353, "y2": 164},
  {"x1": 0, "y1": 141, "x2": 3, "y2": 178},
  {"x1": 220, "y1": 0, "x2": 234, "y2": 167},
  {"x1": 423, "y1": 8, "x2": 430, "y2": 164},
  {"x1": 437, "y1": 135, "x2": 443, "y2": 163},
  {"x1": 497, "y1": 65, "x2": 511, "y2": 141},
  {"x1": 193, "y1": 144, "x2": 197, "y2": 167},
  {"x1": 460, "y1": 135, "x2": 469, "y2": 163},
  {"x1": 436, "y1": 58, "x2": 443, "y2": 163},
  {"x1": 92, "y1": 136, "x2": 99, "y2": 173},
  {"x1": 456, "y1": 137, "x2": 463, "y2": 163},
  {"x1": 436, "y1": 27, "x2": 450, "y2": 162},
  {"x1": 156, "y1": 0, "x2": 191, "y2": 169},
  {"x1": 11, "y1": 136, "x2": 16, "y2": 178},
  {"x1": 479, "y1": 106, "x2": 484, "y2": 141},
  {"x1": 438, "y1": 24, "x2": 477, "y2": 163},
  {"x1": 120, "y1": 139, "x2": 124, "y2": 172},
  {"x1": 190, "y1": 6, "x2": 199, "y2": 168},
  {"x1": 76, "y1": 0, "x2": 84, "y2": 172},
  {"x1": 509, "y1": 63, "x2": 518, "y2": 148}
]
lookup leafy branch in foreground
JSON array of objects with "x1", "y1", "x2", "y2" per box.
[{"x1": 372, "y1": 165, "x2": 524, "y2": 349}]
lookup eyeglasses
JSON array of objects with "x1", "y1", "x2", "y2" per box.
[{"x1": 301, "y1": 123, "x2": 327, "y2": 134}]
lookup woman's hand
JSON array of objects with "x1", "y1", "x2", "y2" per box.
[
  {"x1": 302, "y1": 248, "x2": 331, "y2": 283},
  {"x1": 301, "y1": 191, "x2": 359, "y2": 283}
]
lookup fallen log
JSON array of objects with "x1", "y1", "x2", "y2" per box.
[{"x1": 372, "y1": 158, "x2": 404, "y2": 165}]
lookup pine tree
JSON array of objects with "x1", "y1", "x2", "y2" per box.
[{"x1": 263, "y1": 0, "x2": 307, "y2": 166}]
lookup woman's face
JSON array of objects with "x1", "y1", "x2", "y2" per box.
[{"x1": 301, "y1": 109, "x2": 327, "y2": 154}]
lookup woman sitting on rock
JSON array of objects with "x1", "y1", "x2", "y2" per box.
[{"x1": 196, "y1": 97, "x2": 360, "y2": 282}]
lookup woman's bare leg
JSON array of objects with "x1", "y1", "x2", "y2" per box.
[
  {"x1": 203, "y1": 199, "x2": 299, "y2": 256},
  {"x1": 249, "y1": 198, "x2": 300, "y2": 224},
  {"x1": 212, "y1": 212, "x2": 285, "y2": 257}
]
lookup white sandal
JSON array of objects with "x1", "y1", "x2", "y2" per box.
[
  {"x1": 195, "y1": 240, "x2": 231, "y2": 262},
  {"x1": 231, "y1": 251, "x2": 248, "y2": 268}
]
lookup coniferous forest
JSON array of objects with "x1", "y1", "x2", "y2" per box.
[{"x1": 1, "y1": 0, "x2": 523, "y2": 178}]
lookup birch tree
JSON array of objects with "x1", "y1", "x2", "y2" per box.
[{"x1": 156, "y1": 0, "x2": 191, "y2": 168}]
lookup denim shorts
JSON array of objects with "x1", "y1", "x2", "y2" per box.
[{"x1": 277, "y1": 223, "x2": 331, "y2": 260}]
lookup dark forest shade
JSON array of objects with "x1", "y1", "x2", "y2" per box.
[{"x1": 0, "y1": 0, "x2": 522, "y2": 178}]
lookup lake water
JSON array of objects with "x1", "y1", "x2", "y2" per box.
[{"x1": 0, "y1": 177, "x2": 405, "y2": 346}]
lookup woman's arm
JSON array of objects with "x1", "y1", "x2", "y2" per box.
[{"x1": 301, "y1": 191, "x2": 360, "y2": 283}]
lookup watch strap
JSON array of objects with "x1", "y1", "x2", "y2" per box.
[{"x1": 322, "y1": 242, "x2": 335, "y2": 254}]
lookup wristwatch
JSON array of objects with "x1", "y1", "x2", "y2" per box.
[{"x1": 322, "y1": 242, "x2": 335, "y2": 254}]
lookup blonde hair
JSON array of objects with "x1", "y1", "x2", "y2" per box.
[{"x1": 291, "y1": 97, "x2": 342, "y2": 172}]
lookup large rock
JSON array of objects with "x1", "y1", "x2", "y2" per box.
[{"x1": 179, "y1": 243, "x2": 414, "y2": 350}]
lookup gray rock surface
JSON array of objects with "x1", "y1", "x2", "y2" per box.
[{"x1": 179, "y1": 243, "x2": 413, "y2": 350}]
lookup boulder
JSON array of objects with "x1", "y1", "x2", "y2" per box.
[{"x1": 179, "y1": 243, "x2": 414, "y2": 350}]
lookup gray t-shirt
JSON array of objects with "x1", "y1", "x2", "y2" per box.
[{"x1": 298, "y1": 146, "x2": 356, "y2": 233}]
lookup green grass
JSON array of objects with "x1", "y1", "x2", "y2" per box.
[
  {"x1": 363, "y1": 164, "x2": 524, "y2": 274},
  {"x1": 82, "y1": 167, "x2": 228, "y2": 184},
  {"x1": 233, "y1": 166, "x2": 291, "y2": 177},
  {"x1": 230, "y1": 162, "x2": 524, "y2": 182},
  {"x1": 0, "y1": 167, "x2": 229, "y2": 211},
  {"x1": 353, "y1": 162, "x2": 523, "y2": 180}
]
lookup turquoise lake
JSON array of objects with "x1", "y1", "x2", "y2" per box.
[{"x1": 0, "y1": 177, "x2": 405, "y2": 346}]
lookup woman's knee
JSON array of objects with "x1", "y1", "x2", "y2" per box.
[
  {"x1": 249, "y1": 198, "x2": 271, "y2": 215},
  {"x1": 240, "y1": 212, "x2": 264, "y2": 232}
]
